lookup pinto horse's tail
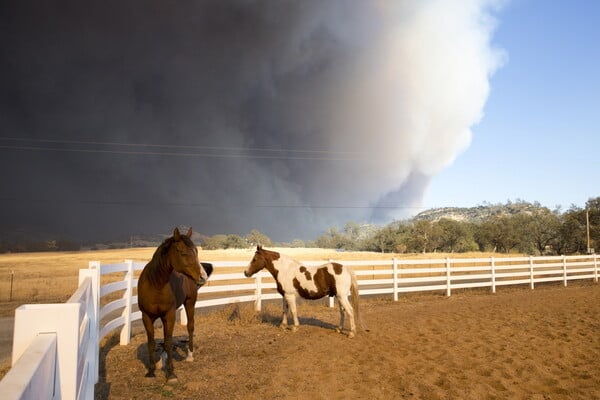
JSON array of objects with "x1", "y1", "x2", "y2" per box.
[{"x1": 350, "y1": 268, "x2": 368, "y2": 332}]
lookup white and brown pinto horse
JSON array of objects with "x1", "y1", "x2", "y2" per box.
[{"x1": 244, "y1": 246, "x2": 363, "y2": 338}]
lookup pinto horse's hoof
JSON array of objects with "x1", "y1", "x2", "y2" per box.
[
  {"x1": 348, "y1": 331, "x2": 356, "y2": 339},
  {"x1": 185, "y1": 352, "x2": 194, "y2": 362}
]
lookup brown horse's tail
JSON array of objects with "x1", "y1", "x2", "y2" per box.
[{"x1": 350, "y1": 268, "x2": 368, "y2": 332}]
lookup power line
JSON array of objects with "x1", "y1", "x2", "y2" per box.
[
  {"x1": 0, "y1": 136, "x2": 365, "y2": 161},
  {"x1": 0, "y1": 196, "x2": 427, "y2": 210},
  {"x1": 0, "y1": 136, "x2": 358, "y2": 155}
]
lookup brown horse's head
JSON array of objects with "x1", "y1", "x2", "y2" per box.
[
  {"x1": 244, "y1": 245, "x2": 269, "y2": 277},
  {"x1": 168, "y1": 227, "x2": 208, "y2": 287}
]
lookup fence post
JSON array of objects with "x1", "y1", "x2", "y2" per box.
[
  {"x1": 120, "y1": 260, "x2": 134, "y2": 345},
  {"x1": 12, "y1": 303, "x2": 81, "y2": 399},
  {"x1": 490, "y1": 256, "x2": 496, "y2": 294},
  {"x1": 562, "y1": 255, "x2": 568, "y2": 287},
  {"x1": 445, "y1": 258, "x2": 451, "y2": 297},
  {"x1": 88, "y1": 261, "x2": 101, "y2": 328},
  {"x1": 529, "y1": 256, "x2": 535, "y2": 290},
  {"x1": 329, "y1": 259, "x2": 335, "y2": 307},
  {"x1": 392, "y1": 258, "x2": 399, "y2": 302},
  {"x1": 88, "y1": 260, "x2": 101, "y2": 384},
  {"x1": 594, "y1": 254, "x2": 598, "y2": 283},
  {"x1": 255, "y1": 274, "x2": 262, "y2": 312},
  {"x1": 79, "y1": 269, "x2": 98, "y2": 391}
]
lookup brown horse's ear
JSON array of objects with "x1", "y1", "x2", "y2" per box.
[
  {"x1": 186, "y1": 227, "x2": 193, "y2": 238},
  {"x1": 257, "y1": 245, "x2": 262, "y2": 251},
  {"x1": 173, "y1": 227, "x2": 181, "y2": 240}
]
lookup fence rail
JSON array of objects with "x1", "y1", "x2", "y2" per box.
[{"x1": 0, "y1": 253, "x2": 598, "y2": 399}]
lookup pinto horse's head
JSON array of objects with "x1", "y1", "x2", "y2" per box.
[
  {"x1": 169, "y1": 227, "x2": 209, "y2": 288},
  {"x1": 244, "y1": 245, "x2": 268, "y2": 278}
]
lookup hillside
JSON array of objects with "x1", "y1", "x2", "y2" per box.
[{"x1": 412, "y1": 201, "x2": 546, "y2": 223}]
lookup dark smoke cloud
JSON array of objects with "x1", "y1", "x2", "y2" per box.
[{"x1": 0, "y1": 1, "x2": 504, "y2": 242}]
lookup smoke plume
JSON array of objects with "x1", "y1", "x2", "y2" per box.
[{"x1": 0, "y1": 1, "x2": 505, "y2": 242}]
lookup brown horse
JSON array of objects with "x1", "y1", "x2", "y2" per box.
[{"x1": 137, "y1": 227, "x2": 212, "y2": 382}]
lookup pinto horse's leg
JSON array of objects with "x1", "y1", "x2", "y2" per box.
[
  {"x1": 337, "y1": 295, "x2": 356, "y2": 338},
  {"x1": 162, "y1": 311, "x2": 178, "y2": 383},
  {"x1": 142, "y1": 313, "x2": 157, "y2": 378},
  {"x1": 184, "y1": 299, "x2": 195, "y2": 362},
  {"x1": 286, "y1": 294, "x2": 300, "y2": 332},
  {"x1": 336, "y1": 299, "x2": 346, "y2": 334},
  {"x1": 280, "y1": 296, "x2": 289, "y2": 330}
]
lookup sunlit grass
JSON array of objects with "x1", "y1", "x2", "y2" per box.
[{"x1": 0, "y1": 247, "x2": 504, "y2": 317}]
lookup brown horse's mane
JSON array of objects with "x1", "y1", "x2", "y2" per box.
[{"x1": 145, "y1": 235, "x2": 194, "y2": 287}]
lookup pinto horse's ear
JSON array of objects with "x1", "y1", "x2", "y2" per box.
[
  {"x1": 186, "y1": 227, "x2": 193, "y2": 238},
  {"x1": 173, "y1": 227, "x2": 181, "y2": 240}
]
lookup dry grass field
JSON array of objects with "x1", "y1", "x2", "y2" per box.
[
  {"x1": 0, "y1": 247, "x2": 495, "y2": 317},
  {"x1": 2, "y1": 248, "x2": 599, "y2": 399}
]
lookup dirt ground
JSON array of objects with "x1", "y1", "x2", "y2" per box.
[{"x1": 96, "y1": 282, "x2": 600, "y2": 400}]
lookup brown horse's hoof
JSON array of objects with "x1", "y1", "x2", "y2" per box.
[{"x1": 145, "y1": 371, "x2": 156, "y2": 378}]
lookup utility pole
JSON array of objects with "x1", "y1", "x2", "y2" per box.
[{"x1": 587, "y1": 209, "x2": 593, "y2": 254}]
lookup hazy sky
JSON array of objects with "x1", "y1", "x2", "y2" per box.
[
  {"x1": 1, "y1": 1, "x2": 597, "y2": 243},
  {"x1": 425, "y1": 0, "x2": 600, "y2": 212}
]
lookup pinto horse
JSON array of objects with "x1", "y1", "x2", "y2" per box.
[
  {"x1": 137, "y1": 227, "x2": 212, "y2": 382},
  {"x1": 244, "y1": 246, "x2": 363, "y2": 338}
]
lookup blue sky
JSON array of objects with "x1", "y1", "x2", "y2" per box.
[{"x1": 424, "y1": 0, "x2": 600, "y2": 212}]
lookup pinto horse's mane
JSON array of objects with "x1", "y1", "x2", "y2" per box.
[{"x1": 145, "y1": 235, "x2": 195, "y2": 287}]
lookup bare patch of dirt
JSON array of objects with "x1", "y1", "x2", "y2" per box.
[{"x1": 96, "y1": 282, "x2": 600, "y2": 399}]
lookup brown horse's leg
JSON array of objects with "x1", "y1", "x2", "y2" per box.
[
  {"x1": 184, "y1": 299, "x2": 195, "y2": 362},
  {"x1": 162, "y1": 311, "x2": 178, "y2": 383},
  {"x1": 142, "y1": 313, "x2": 157, "y2": 378}
]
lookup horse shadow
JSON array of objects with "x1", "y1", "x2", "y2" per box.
[
  {"x1": 257, "y1": 298, "x2": 339, "y2": 332},
  {"x1": 95, "y1": 327, "x2": 192, "y2": 399},
  {"x1": 134, "y1": 335, "x2": 191, "y2": 366}
]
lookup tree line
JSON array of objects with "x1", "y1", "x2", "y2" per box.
[
  {"x1": 314, "y1": 198, "x2": 599, "y2": 255},
  {"x1": 201, "y1": 198, "x2": 599, "y2": 256}
]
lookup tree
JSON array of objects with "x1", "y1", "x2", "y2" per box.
[
  {"x1": 435, "y1": 219, "x2": 477, "y2": 253},
  {"x1": 585, "y1": 196, "x2": 600, "y2": 252},
  {"x1": 526, "y1": 209, "x2": 561, "y2": 255},
  {"x1": 224, "y1": 234, "x2": 247, "y2": 249},
  {"x1": 203, "y1": 234, "x2": 228, "y2": 250},
  {"x1": 314, "y1": 227, "x2": 348, "y2": 249},
  {"x1": 556, "y1": 206, "x2": 587, "y2": 254},
  {"x1": 407, "y1": 220, "x2": 437, "y2": 253},
  {"x1": 290, "y1": 239, "x2": 305, "y2": 248},
  {"x1": 475, "y1": 216, "x2": 520, "y2": 253},
  {"x1": 366, "y1": 226, "x2": 401, "y2": 253},
  {"x1": 245, "y1": 229, "x2": 272, "y2": 247}
]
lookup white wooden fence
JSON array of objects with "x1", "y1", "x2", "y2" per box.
[
  {"x1": 0, "y1": 254, "x2": 598, "y2": 399},
  {"x1": 0, "y1": 269, "x2": 98, "y2": 400}
]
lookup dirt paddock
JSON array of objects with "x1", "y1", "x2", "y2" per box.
[{"x1": 96, "y1": 281, "x2": 600, "y2": 399}]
